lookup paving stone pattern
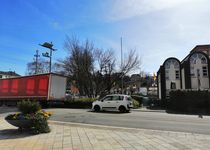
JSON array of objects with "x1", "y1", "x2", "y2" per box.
[{"x1": 0, "y1": 118, "x2": 210, "y2": 150}]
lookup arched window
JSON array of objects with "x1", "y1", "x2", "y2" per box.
[
  {"x1": 165, "y1": 62, "x2": 170, "y2": 69},
  {"x1": 190, "y1": 53, "x2": 207, "y2": 64},
  {"x1": 164, "y1": 59, "x2": 180, "y2": 80},
  {"x1": 190, "y1": 53, "x2": 208, "y2": 77},
  {"x1": 201, "y1": 57, "x2": 207, "y2": 64},
  {"x1": 164, "y1": 59, "x2": 180, "y2": 69},
  {"x1": 174, "y1": 61, "x2": 179, "y2": 69}
]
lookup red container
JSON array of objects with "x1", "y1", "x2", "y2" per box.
[{"x1": 0, "y1": 73, "x2": 67, "y2": 101}]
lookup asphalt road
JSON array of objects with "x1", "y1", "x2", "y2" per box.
[
  {"x1": 47, "y1": 108, "x2": 210, "y2": 135},
  {"x1": 1, "y1": 107, "x2": 210, "y2": 135},
  {"x1": 0, "y1": 106, "x2": 18, "y2": 116}
]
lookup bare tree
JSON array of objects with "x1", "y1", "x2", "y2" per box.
[
  {"x1": 52, "y1": 62, "x2": 66, "y2": 74},
  {"x1": 58, "y1": 35, "x2": 142, "y2": 97},
  {"x1": 93, "y1": 49, "x2": 116, "y2": 96},
  {"x1": 99, "y1": 49, "x2": 141, "y2": 95},
  {"x1": 120, "y1": 49, "x2": 141, "y2": 75},
  {"x1": 26, "y1": 58, "x2": 49, "y2": 75},
  {"x1": 61, "y1": 36, "x2": 95, "y2": 97},
  {"x1": 95, "y1": 49, "x2": 115, "y2": 74}
]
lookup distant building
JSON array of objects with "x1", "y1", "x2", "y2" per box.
[
  {"x1": 130, "y1": 74, "x2": 141, "y2": 82},
  {"x1": 0, "y1": 71, "x2": 20, "y2": 79},
  {"x1": 157, "y1": 45, "x2": 210, "y2": 101},
  {"x1": 125, "y1": 74, "x2": 141, "y2": 94},
  {"x1": 70, "y1": 85, "x2": 79, "y2": 95}
]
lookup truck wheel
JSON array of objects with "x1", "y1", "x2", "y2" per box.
[
  {"x1": 119, "y1": 106, "x2": 126, "y2": 113},
  {"x1": 94, "y1": 105, "x2": 100, "y2": 112}
]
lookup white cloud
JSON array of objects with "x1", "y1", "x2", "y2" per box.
[
  {"x1": 100, "y1": 0, "x2": 210, "y2": 73},
  {"x1": 107, "y1": 0, "x2": 194, "y2": 21}
]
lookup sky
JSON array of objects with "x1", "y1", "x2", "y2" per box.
[{"x1": 1, "y1": 0, "x2": 210, "y2": 75}]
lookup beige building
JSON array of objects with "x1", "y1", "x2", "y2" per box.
[{"x1": 157, "y1": 45, "x2": 210, "y2": 102}]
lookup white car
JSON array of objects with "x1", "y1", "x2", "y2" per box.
[{"x1": 92, "y1": 94, "x2": 133, "y2": 113}]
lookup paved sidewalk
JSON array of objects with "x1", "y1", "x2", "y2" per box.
[{"x1": 0, "y1": 119, "x2": 210, "y2": 150}]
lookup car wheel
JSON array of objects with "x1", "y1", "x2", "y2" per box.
[
  {"x1": 94, "y1": 105, "x2": 100, "y2": 112},
  {"x1": 119, "y1": 106, "x2": 126, "y2": 113}
]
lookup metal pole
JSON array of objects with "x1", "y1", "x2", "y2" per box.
[
  {"x1": 49, "y1": 49, "x2": 52, "y2": 73},
  {"x1": 121, "y1": 37, "x2": 123, "y2": 94},
  {"x1": 39, "y1": 42, "x2": 56, "y2": 73},
  {"x1": 34, "y1": 50, "x2": 40, "y2": 74}
]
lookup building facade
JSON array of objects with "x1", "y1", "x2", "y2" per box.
[
  {"x1": 157, "y1": 45, "x2": 210, "y2": 100},
  {"x1": 0, "y1": 71, "x2": 20, "y2": 79}
]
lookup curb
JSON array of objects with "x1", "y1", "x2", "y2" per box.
[{"x1": 132, "y1": 109, "x2": 166, "y2": 113}]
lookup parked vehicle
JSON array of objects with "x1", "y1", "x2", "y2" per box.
[
  {"x1": 0, "y1": 73, "x2": 67, "y2": 106},
  {"x1": 92, "y1": 94, "x2": 133, "y2": 113}
]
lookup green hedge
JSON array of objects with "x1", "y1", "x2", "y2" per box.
[
  {"x1": 64, "y1": 98, "x2": 97, "y2": 108},
  {"x1": 168, "y1": 90, "x2": 210, "y2": 113}
]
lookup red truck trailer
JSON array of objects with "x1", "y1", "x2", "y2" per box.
[{"x1": 0, "y1": 73, "x2": 67, "y2": 106}]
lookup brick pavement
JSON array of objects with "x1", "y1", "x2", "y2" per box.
[{"x1": 0, "y1": 118, "x2": 210, "y2": 150}]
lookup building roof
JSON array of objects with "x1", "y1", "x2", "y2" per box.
[
  {"x1": 181, "y1": 45, "x2": 210, "y2": 63},
  {"x1": 190, "y1": 45, "x2": 210, "y2": 55},
  {"x1": 0, "y1": 71, "x2": 20, "y2": 76}
]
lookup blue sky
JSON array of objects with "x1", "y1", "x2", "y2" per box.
[{"x1": 1, "y1": 0, "x2": 210, "y2": 75}]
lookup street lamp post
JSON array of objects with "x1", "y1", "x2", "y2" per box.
[
  {"x1": 39, "y1": 42, "x2": 57, "y2": 73},
  {"x1": 121, "y1": 37, "x2": 123, "y2": 94}
]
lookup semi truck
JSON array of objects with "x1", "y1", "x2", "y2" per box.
[{"x1": 0, "y1": 73, "x2": 67, "y2": 106}]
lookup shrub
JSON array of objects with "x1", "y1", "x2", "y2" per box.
[
  {"x1": 5, "y1": 110, "x2": 52, "y2": 121},
  {"x1": 132, "y1": 99, "x2": 140, "y2": 109},
  {"x1": 32, "y1": 114, "x2": 50, "y2": 134},
  {"x1": 168, "y1": 90, "x2": 210, "y2": 113},
  {"x1": 6, "y1": 100, "x2": 51, "y2": 134},
  {"x1": 64, "y1": 98, "x2": 97, "y2": 108},
  {"x1": 131, "y1": 95, "x2": 143, "y2": 106},
  {"x1": 17, "y1": 100, "x2": 41, "y2": 114}
]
